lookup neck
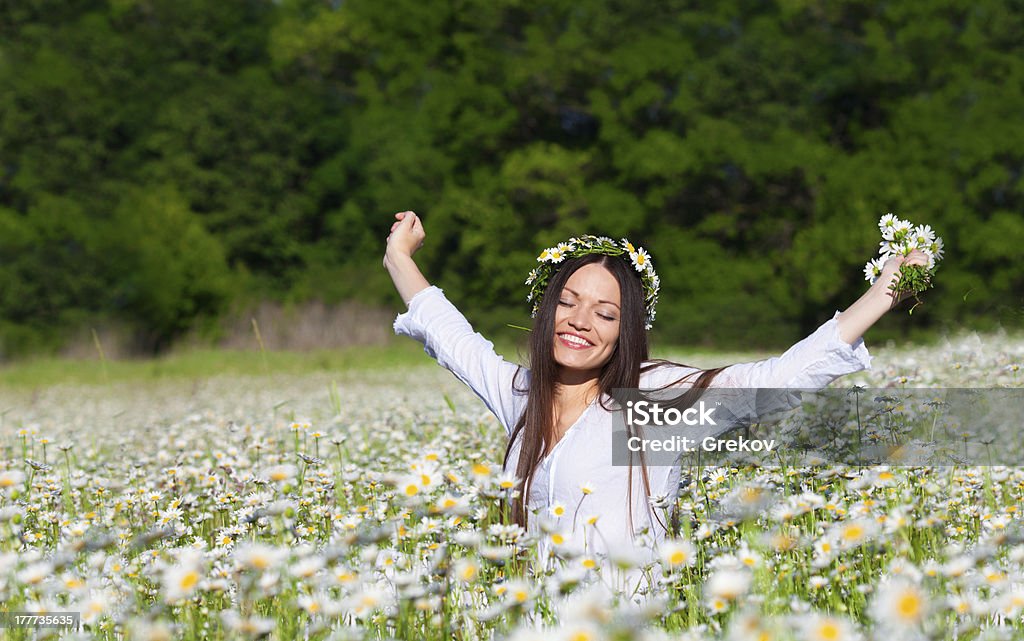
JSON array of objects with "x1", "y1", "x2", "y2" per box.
[{"x1": 555, "y1": 370, "x2": 600, "y2": 405}]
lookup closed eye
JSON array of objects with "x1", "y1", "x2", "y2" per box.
[{"x1": 561, "y1": 300, "x2": 615, "y2": 320}]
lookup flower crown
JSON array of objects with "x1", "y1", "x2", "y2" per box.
[{"x1": 525, "y1": 235, "x2": 660, "y2": 330}]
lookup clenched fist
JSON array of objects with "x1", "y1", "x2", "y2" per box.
[{"x1": 384, "y1": 211, "x2": 425, "y2": 268}]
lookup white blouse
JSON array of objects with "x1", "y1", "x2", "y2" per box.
[{"x1": 393, "y1": 286, "x2": 872, "y2": 581}]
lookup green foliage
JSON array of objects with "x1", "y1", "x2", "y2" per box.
[
  {"x1": 0, "y1": 197, "x2": 109, "y2": 356},
  {"x1": 104, "y1": 186, "x2": 234, "y2": 349},
  {"x1": 1, "y1": 0, "x2": 1022, "y2": 355}
]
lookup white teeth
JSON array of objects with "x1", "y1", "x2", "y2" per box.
[{"x1": 560, "y1": 334, "x2": 592, "y2": 347}]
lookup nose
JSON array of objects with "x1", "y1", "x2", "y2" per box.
[{"x1": 567, "y1": 306, "x2": 591, "y2": 331}]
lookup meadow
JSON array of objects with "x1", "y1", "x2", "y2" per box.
[{"x1": 1, "y1": 329, "x2": 1023, "y2": 641}]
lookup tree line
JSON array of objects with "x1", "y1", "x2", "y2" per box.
[{"x1": 1, "y1": 0, "x2": 1022, "y2": 357}]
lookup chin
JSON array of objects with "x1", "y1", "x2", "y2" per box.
[{"x1": 554, "y1": 350, "x2": 611, "y2": 373}]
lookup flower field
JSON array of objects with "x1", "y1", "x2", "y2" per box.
[{"x1": 1, "y1": 331, "x2": 1023, "y2": 641}]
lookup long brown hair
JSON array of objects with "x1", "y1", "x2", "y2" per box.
[{"x1": 503, "y1": 253, "x2": 725, "y2": 531}]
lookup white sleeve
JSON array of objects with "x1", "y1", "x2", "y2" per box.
[
  {"x1": 393, "y1": 286, "x2": 526, "y2": 434},
  {"x1": 713, "y1": 311, "x2": 872, "y2": 390}
]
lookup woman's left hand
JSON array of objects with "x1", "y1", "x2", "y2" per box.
[
  {"x1": 872, "y1": 249, "x2": 931, "y2": 306},
  {"x1": 838, "y1": 248, "x2": 933, "y2": 343}
]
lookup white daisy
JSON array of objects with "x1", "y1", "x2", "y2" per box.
[
  {"x1": 879, "y1": 213, "x2": 898, "y2": 233},
  {"x1": 263, "y1": 464, "x2": 297, "y2": 483},
  {"x1": 0, "y1": 469, "x2": 25, "y2": 489},
  {"x1": 834, "y1": 518, "x2": 878, "y2": 551},
  {"x1": 163, "y1": 554, "x2": 203, "y2": 603},
  {"x1": 892, "y1": 218, "x2": 913, "y2": 237},
  {"x1": 396, "y1": 474, "x2": 424, "y2": 498},
  {"x1": 887, "y1": 242, "x2": 908, "y2": 257},
  {"x1": 630, "y1": 248, "x2": 651, "y2": 272},
  {"x1": 705, "y1": 569, "x2": 751, "y2": 601},
  {"x1": 452, "y1": 559, "x2": 479, "y2": 584},
  {"x1": 913, "y1": 224, "x2": 935, "y2": 244},
  {"x1": 499, "y1": 579, "x2": 534, "y2": 605},
  {"x1": 863, "y1": 257, "x2": 885, "y2": 284},
  {"x1": 659, "y1": 538, "x2": 697, "y2": 568},
  {"x1": 17, "y1": 561, "x2": 53, "y2": 585},
  {"x1": 798, "y1": 613, "x2": 860, "y2": 641},
  {"x1": 234, "y1": 543, "x2": 288, "y2": 572},
  {"x1": 871, "y1": 579, "x2": 929, "y2": 628}
]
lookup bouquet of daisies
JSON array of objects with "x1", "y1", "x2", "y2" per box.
[{"x1": 863, "y1": 213, "x2": 944, "y2": 312}]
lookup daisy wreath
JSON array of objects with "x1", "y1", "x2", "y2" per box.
[{"x1": 525, "y1": 235, "x2": 661, "y2": 330}]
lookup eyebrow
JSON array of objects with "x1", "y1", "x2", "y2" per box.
[{"x1": 563, "y1": 287, "x2": 620, "y2": 309}]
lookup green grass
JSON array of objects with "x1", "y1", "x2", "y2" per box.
[
  {"x1": 0, "y1": 338, "x2": 775, "y2": 389},
  {"x1": 0, "y1": 342, "x2": 434, "y2": 388}
]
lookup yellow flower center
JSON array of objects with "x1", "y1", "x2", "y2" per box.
[
  {"x1": 179, "y1": 570, "x2": 199, "y2": 591},
  {"x1": 897, "y1": 593, "x2": 921, "y2": 619},
  {"x1": 817, "y1": 621, "x2": 840, "y2": 641},
  {"x1": 842, "y1": 525, "x2": 864, "y2": 541}
]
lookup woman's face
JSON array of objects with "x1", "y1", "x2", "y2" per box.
[{"x1": 552, "y1": 263, "x2": 621, "y2": 380}]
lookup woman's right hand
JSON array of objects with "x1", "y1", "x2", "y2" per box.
[
  {"x1": 384, "y1": 211, "x2": 426, "y2": 266},
  {"x1": 384, "y1": 211, "x2": 431, "y2": 304}
]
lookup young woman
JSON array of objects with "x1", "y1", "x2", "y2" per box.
[{"x1": 383, "y1": 210, "x2": 929, "y2": 588}]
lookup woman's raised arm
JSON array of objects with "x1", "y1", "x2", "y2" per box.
[
  {"x1": 384, "y1": 211, "x2": 430, "y2": 306},
  {"x1": 835, "y1": 248, "x2": 930, "y2": 344},
  {"x1": 382, "y1": 211, "x2": 526, "y2": 433},
  {"x1": 706, "y1": 248, "x2": 932, "y2": 391}
]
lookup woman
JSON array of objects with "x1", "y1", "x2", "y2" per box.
[{"x1": 383, "y1": 210, "x2": 928, "y2": 588}]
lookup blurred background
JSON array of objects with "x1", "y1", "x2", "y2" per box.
[{"x1": 1, "y1": 0, "x2": 1022, "y2": 363}]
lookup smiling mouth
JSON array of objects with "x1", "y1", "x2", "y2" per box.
[{"x1": 557, "y1": 333, "x2": 594, "y2": 349}]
